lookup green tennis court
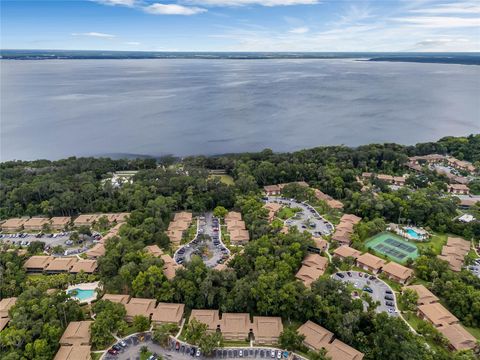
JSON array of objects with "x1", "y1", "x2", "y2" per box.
[{"x1": 365, "y1": 232, "x2": 419, "y2": 263}]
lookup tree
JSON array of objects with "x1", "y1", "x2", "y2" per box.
[
  {"x1": 132, "y1": 265, "x2": 174, "y2": 301},
  {"x1": 153, "y1": 323, "x2": 179, "y2": 347},
  {"x1": 27, "y1": 241, "x2": 45, "y2": 254},
  {"x1": 133, "y1": 315, "x2": 150, "y2": 332},
  {"x1": 183, "y1": 319, "x2": 208, "y2": 345},
  {"x1": 399, "y1": 289, "x2": 419, "y2": 312},
  {"x1": 213, "y1": 206, "x2": 228, "y2": 219},
  {"x1": 77, "y1": 225, "x2": 92, "y2": 237},
  {"x1": 91, "y1": 300, "x2": 127, "y2": 349},
  {"x1": 308, "y1": 349, "x2": 331, "y2": 360},
  {"x1": 199, "y1": 331, "x2": 224, "y2": 356},
  {"x1": 278, "y1": 326, "x2": 306, "y2": 351}
]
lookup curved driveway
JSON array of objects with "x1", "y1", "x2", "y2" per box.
[
  {"x1": 332, "y1": 271, "x2": 399, "y2": 317},
  {"x1": 174, "y1": 212, "x2": 230, "y2": 268},
  {"x1": 266, "y1": 197, "x2": 334, "y2": 236}
]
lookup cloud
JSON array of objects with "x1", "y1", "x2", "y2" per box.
[
  {"x1": 409, "y1": 1, "x2": 480, "y2": 15},
  {"x1": 71, "y1": 32, "x2": 116, "y2": 38},
  {"x1": 125, "y1": 41, "x2": 141, "y2": 45},
  {"x1": 91, "y1": 0, "x2": 137, "y2": 7},
  {"x1": 394, "y1": 16, "x2": 480, "y2": 28},
  {"x1": 144, "y1": 3, "x2": 207, "y2": 15},
  {"x1": 183, "y1": 0, "x2": 319, "y2": 6},
  {"x1": 289, "y1": 26, "x2": 309, "y2": 34}
]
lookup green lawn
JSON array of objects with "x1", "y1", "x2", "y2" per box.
[
  {"x1": 222, "y1": 340, "x2": 250, "y2": 347},
  {"x1": 464, "y1": 325, "x2": 480, "y2": 341},
  {"x1": 140, "y1": 350, "x2": 153, "y2": 360},
  {"x1": 208, "y1": 174, "x2": 235, "y2": 185},
  {"x1": 415, "y1": 233, "x2": 447, "y2": 255},
  {"x1": 277, "y1": 207, "x2": 301, "y2": 220},
  {"x1": 182, "y1": 222, "x2": 198, "y2": 244},
  {"x1": 91, "y1": 353, "x2": 103, "y2": 360}
]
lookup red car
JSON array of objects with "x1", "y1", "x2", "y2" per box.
[{"x1": 108, "y1": 349, "x2": 118, "y2": 355}]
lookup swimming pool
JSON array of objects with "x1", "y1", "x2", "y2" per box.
[
  {"x1": 67, "y1": 288, "x2": 95, "y2": 301},
  {"x1": 406, "y1": 228, "x2": 421, "y2": 240}
]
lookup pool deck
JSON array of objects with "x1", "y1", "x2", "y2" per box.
[{"x1": 66, "y1": 281, "x2": 101, "y2": 304}]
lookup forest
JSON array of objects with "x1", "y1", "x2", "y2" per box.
[{"x1": 0, "y1": 135, "x2": 479, "y2": 360}]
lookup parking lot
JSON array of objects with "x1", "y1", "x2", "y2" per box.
[
  {"x1": 104, "y1": 333, "x2": 297, "y2": 360},
  {"x1": 174, "y1": 212, "x2": 230, "y2": 268},
  {"x1": 332, "y1": 271, "x2": 399, "y2": 317},
  {"x1": 266, "y1": 197, "x2": 333, "y2": 236},
  {"x1": 0, "y1": 231, "x2": 97, "y2": 256},
  {"x1": 466, "y1": 258, "x2": 480, "y2": 279}
]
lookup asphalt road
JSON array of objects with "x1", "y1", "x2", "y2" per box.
[
  {"x1": 174, "y1": 212, "x2": 230, "y2": 268},
  {"x1": 333, "y1": 271, "x2": 399, "y2": 317},
  {"x1": 266, "y1": 197, "x2": 333, "y2": 236}
]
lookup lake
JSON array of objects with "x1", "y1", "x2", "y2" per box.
[{"x1": 1, "y1": 59, "x2": 479, "y2": 160}]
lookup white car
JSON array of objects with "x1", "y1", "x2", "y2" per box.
[
  {"x1": 271, "y1": 350, "x2": 275, "y2": 358},
  {"x1": 196, "y1": 349, "x2": 201, "y2": 357}
]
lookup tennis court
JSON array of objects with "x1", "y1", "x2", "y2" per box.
[{"x1": 365, "y1": 232, "x2": 419, "y2": 263}]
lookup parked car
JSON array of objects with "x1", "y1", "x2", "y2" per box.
[
  {"x1": 385, "y1": 301, "x2": 395, "y2": 307},
  {"x1": 239, "y1": 350, "x2": 243, "y2": 357},
  {"x1": 108, "y1": 348, "x2": 118, "y2": 355},
  {"x1": 336, "y1": 272, "x2": 345, "y2": 278},
  {"x1": 196, "y1": 349, "x2": 201, "y2": 357},
  {"x1": 119, "y1": 340, "x2": 127, "y2": 348},
  {"x1": 385, "y1": 290, "x2": 393, "y2": 295},
  {"x1": 384, "y1": 295, "x2": 394, "y2": 301},
  {"x1": 363, "y1": 287, "x2": 373, "y2": 293}
]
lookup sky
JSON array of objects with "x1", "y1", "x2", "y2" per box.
[{"x1": 1, "y1": 0, "x2": 479, "y2": 52}]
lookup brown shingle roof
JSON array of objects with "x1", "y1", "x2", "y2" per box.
[
  {"x1": 1, "y1": 218, "x2": 28, "y2": 230},
  {"x1": 252, "y1": 316, "x2": 283, "y2": 342},
  {"x1": 101, "y1": 294, "x2": 131, "y2": 305},
  {"x1": 297, "y1": 320, "x2": 334, "y2": 350},
  {"x1": 403, "y1": 285, "x2": 439, "y2": 305},
  {"x1": 124, "y1": 298, "x2": 156, "y2": 319},
  {"x1": 69, "y1": 259, "x2": 98, "y2": 274},
  {"x1": 23, "y1": 217, "x2": 50, "y2": 229},
  {"x1": 173, "y1": 212, "x2": 193, "y2": 222},
  {"x1": 326, "y1": 339, "x2": 364, "y2": 360},
  {"x1": 229, "y1": 229, "x2": 250, "y2": 244},
  {"x1": 220, "y1": 313, "x2": 251, "y2": 338},
  {"x1": 151, "y1": 302, "x2": 185, "y2": 324},
  {"x1": 85, "y1": 243, "x2": 105, "y2": 258},
  {"x1": 225, "y1": 211, "x2": 242, "y2": 221},
  {"x1": 54, "y1": 345, "x2": 91, "y2": 360},
  {"x1": 381, "y1": 262, "x2": 413, "y2": 282},
  {"x1": 437, "y1": 323, "x2": 477, "y2": 351},
  {"x1": 333, "y1": 246, "x2": 361, "y2": 259},
  {"x1": 50, "y1": 217, "x2": 71, "y2": 228},
  {"x1": 23, "y1": 255, "x2": 53, "y2": 270},
  {"x1": 145, "y1": 245, "x2": 164, "y2": 257},
  {"x1": 356, "y1": 253, "x2": 386, "y2": 271},
  {"x1": 418, "y1": 303, "x2": 458, "y2": 327},
  {"x1": 0, "y1": 297, "x2": 17, "y2": 318},
  {"x1": 0, "y1": 317, "x2": 10, "y2": 331},
  {"x1": 60, "y1": 321, "x2": 93, "y2": 346},
  {"x1": 296, "y1": 265, "x2": 326, "y2": 287},
  {"x1": 190, "y1": 309, "x2": 220, "y2": 331},
  {"x1": 45, "y1": 257, "x2": 78, "y2": 272}
]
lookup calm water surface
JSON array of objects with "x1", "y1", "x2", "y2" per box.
[{"x1": 1, "y1": 59, "x2": 479, "y2": 160}]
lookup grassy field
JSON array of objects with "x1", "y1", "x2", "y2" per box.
[
  {"x1": 465, "y1": 325, "x2": 480, "y2": 340},
  {"x1": 277, "y1": 207, "x2": 300, "y2": 220},
  {"x1": 208, "y1": 174, "x2": 235, "y2": 185},
  {"x1": 91, "y1": 352, "x2": 103, "y2": 360},
  {"x1": 415, "y1": 233, "x2": 447, "y2": 255}
]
